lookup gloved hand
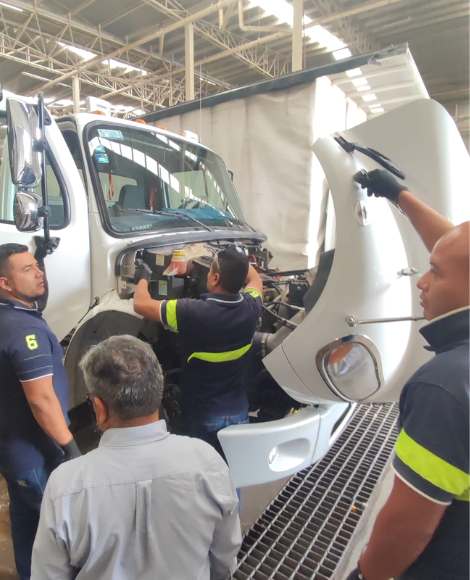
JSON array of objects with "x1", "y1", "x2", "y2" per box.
[
  {"x1": 134, "y1": 259, "x2": 152, "y2": 285},
  {"x1": 354, "y1": 168, "x2": 409, "y2": 204},
  {"x1": 60, "y1": 438, "x2": 82, "y2": 461},
  {"x1": 33, "y1": 236, "x2": 60, "y2": 267}
]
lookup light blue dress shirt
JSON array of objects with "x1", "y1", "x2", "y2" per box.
[{"x1": 31, "y1": 420, "x2": 241, "y2": 580}]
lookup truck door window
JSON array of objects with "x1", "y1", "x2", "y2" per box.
[{"x1": 0, "y1": 126, "x2": 68, "y2": 228}]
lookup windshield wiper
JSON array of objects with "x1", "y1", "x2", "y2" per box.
[
  {"x1": 159, "y1": 208, "x2": 213, "y2": 232},
  {"x1": 118, "y1": 207, "x2": 213, "y2": 232},
  {"x1": 221, "y1": 215, "x2": 255, "y2": 231}
]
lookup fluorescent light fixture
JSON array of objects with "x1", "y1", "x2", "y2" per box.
[
  {"x1": 250, "y1": 0, "x2": 347, "y2": 52},
  {"x1": 370, "y1": 107, "x2": 384, "y2": 113},
  {"x1": 352, "y1": 77, "x2": 368, "y2": 87},
  {"x1": 0, "y1": 1, "x2": 23, "y2": 11},
  {"x1": 333, "y1": 48, "x2": 352, "y2": 60},
  {"x1": 346, "y1": 68, "x2": 362, "y2": 78},
  {"x1": 362, "y1": 93, "x2": 378, "y2": 102},
  {"x1": 369, "y1": 104, "x2": 382, "y2": 109},
  {"x1": 358, "y1": 85, "x2": 371, "y2": 92}
]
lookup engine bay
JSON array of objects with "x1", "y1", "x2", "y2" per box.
[{"x1": 116, "y1": 239, "x2": 324, "y2": 426}]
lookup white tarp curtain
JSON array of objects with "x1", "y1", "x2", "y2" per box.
[{"x1": 150, "y1": 77, "x2": 366, "y2": 270}]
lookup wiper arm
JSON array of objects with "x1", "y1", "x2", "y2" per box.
[
  {"x1": 119, "y1": 207, "x2": 212, "y2": 231},
  {"x1": 159, "y1": 208, "x2": 213, "y2": 232},
  {"x1": 221, "y1": 214, "x2": 255, "y2": 231}
]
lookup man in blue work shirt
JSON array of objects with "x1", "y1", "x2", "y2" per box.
[
  {"x1": 346, "y1": 170, "x2": 469, "y2": 580},
  {"x1": 0, "y1": 243, "x2": 81, "y2": 580},
  {"x1": 133, "y1": 247, "x2": 263, "y2": 458}
]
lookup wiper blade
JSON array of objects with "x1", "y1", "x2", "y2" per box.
[
  {"x1": 334, "y1": 134, "x2": 405, "y2": 179},
  {"x1": 119, "y1": 207, "x2": 212, "y2": 231}
]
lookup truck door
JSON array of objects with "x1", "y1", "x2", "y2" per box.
[
  {"x1": 264, "y1": 99, "x2": 470, "y2": 406},
  {"x1": 0, "y1": 111, "x2": 91, "y2": 341}
]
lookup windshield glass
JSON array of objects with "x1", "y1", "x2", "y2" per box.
[{"x1": 87, "y1": 124, "x2": 246, "y2": 235}]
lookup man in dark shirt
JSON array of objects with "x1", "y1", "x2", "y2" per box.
[
  {"x1": 0, "y1": 243, "x2": 81, "y2": 580},
  {"x1": 347, "y1": 170, "x2": 469, "y2": 580},
  {"x1": 133, "y1": 248, "x2": 263, "y2": 458}
]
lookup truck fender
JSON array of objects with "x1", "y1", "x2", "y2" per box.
[{"x1": 64, "y1": 291, "x2": 146, "y2": 409}]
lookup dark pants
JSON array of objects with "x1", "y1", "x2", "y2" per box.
[
  {"x1": 181, "y1": 411, "x2": 250, "y2": 508},
  {"x1": 1, "y1": 460, "x2": 61, "y2": 580}
]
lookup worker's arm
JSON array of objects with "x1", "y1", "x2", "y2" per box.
[
  {"x1": 10, "y1": 328, "x2": 80, "y2": 460},
  {"x1": 134, "y1": 279, "x2": 163, "y2": 322},
  {"x1": 22, "y1": 376, "x2": 74, "y2": 447},
  {"x1": 245, "y1": 264, "x2": 263, "y2": 296},
  {"x1": 355, "y1": 169, "x2": 454, "y2": 252},
  {"x1": 31, "y1": 476, "x2": 78, "y2": 580},
  {"x1": 353, "y1": 475, "x2": 446, "y2": 580},
  {"x1": 208, "y1": 458, "x2": 242, "y2": 580},
  {"x1": 348, "y1": 380, "x2": 469, "y2": 580},
  {"x1": 396, "y1": 190, "x2": 454, "y2": 253},
  {"x1": 133, "y1": 260, "x2": 163, "y2": 322}
]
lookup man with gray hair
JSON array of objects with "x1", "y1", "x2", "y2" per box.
[{"x1": 31, "y1": 335, "x2": 242, "y2": 580}]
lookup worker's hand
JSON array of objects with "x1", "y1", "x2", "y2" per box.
[
  {"x1": 60, "y1": 438, "x2": 82, "y2": 461},
  {"x1": 354, "y1": 168, "x2": 409, "y2": 204},
  {"x1": 33, "y1": 236, "x2": 60, "y2": 267},
  {"x1": 134, "y1": 260, "x2": 152, "y2": 285}
]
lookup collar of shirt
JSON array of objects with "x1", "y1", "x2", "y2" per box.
[
  {"x1": 0, "y1": 297, "x2": 39, "y2": 312},
  {"x1": 420, "y1": 306, "x2": 470, "y2": 353},
  {"x1": 99, "y1": 420, "x2": 170, "y2": 448},
  {"x1": 200, "y1": 292, "x2": 243, "y2": 304}
]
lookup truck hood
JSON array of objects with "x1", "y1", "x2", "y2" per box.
[{"x1": 115, "y1": 228, "x2": 267, "y2": 275}]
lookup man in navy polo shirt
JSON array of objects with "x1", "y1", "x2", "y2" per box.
[
  {"x1": 133, "y1": 248, "x2": 263, "y2": 458},
  {"x1": 346, "y1": 170, "x2": 469, "y2": 580},
  {"x1": 0, "y1": 243, "x2": 81, "y2": 580}
]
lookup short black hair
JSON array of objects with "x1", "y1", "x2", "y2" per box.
[
  {"x1": 0, "y1": 243, "x2": 29, "y2": 277},
  {"x1": 213, "y1": 248, "x2": 249, "y2": 294}
]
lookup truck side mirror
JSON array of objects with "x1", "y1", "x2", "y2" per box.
[
  {"x1": 13, "y1": 191, "x2": 46, "y2": 232},
  {"x1": 7, "y1": 98, "x2": 42, "y2": 231},
  {"x1": 7, "y1": 98, "x2": 41, "y2": 188}
]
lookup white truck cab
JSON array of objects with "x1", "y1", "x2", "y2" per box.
[{"x1": 0, "y1": 88, "x2": 468, "y2": 488}]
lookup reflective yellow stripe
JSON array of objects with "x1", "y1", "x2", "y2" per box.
[
  {"x1": 165, "y1": 300, "x2": 178, "y2": 331},
  {"x1": 456, "y1": 488, "x2": 470, "y2": 502},
  {"x1": 188, "y1": 342, "x2": 252, "y2": 363},
  {"x1": 396, "y1": 429, "x2": 470, "y2": 496},
  {"x1": 244, "y1": 287, "x2": 262, "y2": 300}
]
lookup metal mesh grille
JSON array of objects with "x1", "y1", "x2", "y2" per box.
[{"x1": 235, "y1": 403, "x2": 399, "y2": 580}]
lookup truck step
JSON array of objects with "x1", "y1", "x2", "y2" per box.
[{"x1": 235, "y1": 403, "x2": 399, "y2": 579}]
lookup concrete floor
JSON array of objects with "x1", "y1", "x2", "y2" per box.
[{"x1": 0, "y1": 424, "x2": 288, "y2": 578}]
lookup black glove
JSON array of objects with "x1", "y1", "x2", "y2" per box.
[
  {"x1": 33, "y1": 236, "x2": 60, "y2": 267},
  {"x1": 61, "y1": 438, "x2": 82, "y2": 461},
  {"x1": 134, "y1": 259, "x2": 152, "y2": 285},
  {"x1": 345, "y1": 566, "x2": 366, "y2": 580},
  {"x1": 354, "y1": 168, "x2": 408, "y2": 204}
]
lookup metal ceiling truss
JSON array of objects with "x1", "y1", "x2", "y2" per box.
[
  {"x1": 307, "y1": 0, "x2": 379, "y2": 54},
  {"x1": 0, "y1": 21, "x2": 217, "y2": 113},
  {"x1": 142, "y1": 0, "x2": 290, "y2": 78},
  {"x1": 0, "y1": 1, "x2": 234, "y2": 105}
]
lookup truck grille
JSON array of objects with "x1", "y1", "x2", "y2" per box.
[{"x1": 235, "y1": 403, "x2": 399, "y2": 580}]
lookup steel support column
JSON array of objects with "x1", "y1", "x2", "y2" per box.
[
  {"x1": 72, "y1": 76, "x2": 80, "y2": 113},
  {"x1": 185, "y1": 22, "x2": 195, "y2": 101},
  {"x1": 292, "y1": 0, "x2": 304, "y2": 72}
]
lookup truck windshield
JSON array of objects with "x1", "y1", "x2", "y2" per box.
[{"x1": 86, "y1": 124, "x2": 247, "y2": 235}]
